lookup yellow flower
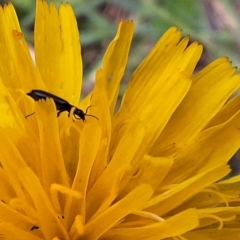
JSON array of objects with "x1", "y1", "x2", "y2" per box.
[{"x1": 0, "y1": 0, "x2": 240, "y2": 239}]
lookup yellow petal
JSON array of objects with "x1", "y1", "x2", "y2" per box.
[
  {"x1": 152, "y1": 58, "x2": 240, "y2": 156},
  {"x1": 0, "y1": 223, "x2": 42, "y2": 240},
  {"x1": 102, "y1": 20, "x2": 134, "y2": 114},
  {"x1": 185, "y1": 228, "x2": 240, "y2": 240},
  {"x1": 119, "y1": 155, "x2": 173, "y2": 196},
  {"x1": 64, "y1": 123, "x2": 102, "y2": 226},
  {"x1": 102, "y1": 209, "x2": 199, "y2": 240},
  {"x1": 86, "y1": 122, "x2": 146, "y2": 220},
  {"x1": 0, "y1": 201, "x2": 37, "y2": 232},
  {"x1": 0, "y1": 4, "x2": 43, "y2": 90},
  {"x1": 88, "y1": 69, "x2": 112, "y2": 184},
  {"x1": 145, "y1": 165, "x2": 230, "y2": 215},
  {"x1": 83, "y1": 184, "x2": 153, "y2": 239},
  {"x1": 1, "y1": 1, "x2": 240, "y2": 238},
  {"x1": 34, "y1": 0, "x2": 82, "y2": 103},
  {"x1": 114, "y1": 27, "x2": 202, "y2": 151},
  {"x1": 206, "y1": 93, "x2": 240, "y2": 128},
  {"x1": 164, "y1": 109, "x2": 240, "y2": 184},
  {"x1": 18, "y1": 167, "x2": 68, "y2": 239},
  {"x1": 34, "y1": 99, "x2": 69, "y2": 189}
]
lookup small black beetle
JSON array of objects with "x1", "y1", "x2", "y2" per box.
[{"x1": 26, "y1": 89, "x2": 98, "y2": 122}]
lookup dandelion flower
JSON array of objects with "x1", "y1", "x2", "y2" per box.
[{"x1": 0, "y1": 0, "x2": 240, "y2": 239}]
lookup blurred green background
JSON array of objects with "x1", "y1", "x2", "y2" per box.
[{"x1": 0, "y1": 0, "x2": 239, "y2": 174}]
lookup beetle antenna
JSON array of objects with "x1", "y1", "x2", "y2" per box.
[
  {"x1": 85, "y1": 114, "x2": 99, "y2": 120},
  {"x1": 85, "y1": 105, "x2": 92, "y2": 114},
  {"x1": 85, "y1": 105, "x2": 99, "y2": 120}
]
